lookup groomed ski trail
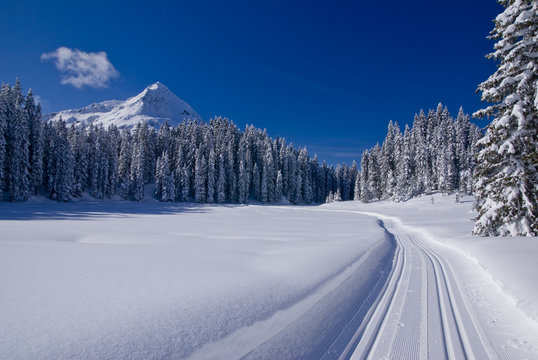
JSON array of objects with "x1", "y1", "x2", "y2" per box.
[{"x1": 345, "y1": 213, "x2": 493, "y2": 360}]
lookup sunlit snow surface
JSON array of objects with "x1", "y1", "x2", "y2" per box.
[
  {"x1": 0, "y1": 201, "x2": 390, "y2": 359},
  {"x1": 1, "y1": 195, "x2": 537, "y2": 359}
]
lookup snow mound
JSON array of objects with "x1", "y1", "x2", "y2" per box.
[{"x1": 45, "y1": 82, "x2": 201, "y2": 129}]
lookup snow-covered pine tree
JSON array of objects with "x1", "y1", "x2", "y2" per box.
[
  {"x1": 117, "y1": 128, "x2": 132, "y2": 199},
  {"x1": 287, "y1": 145, "x2": 297, "y2": 201},
  {"x1": 298, "y1": 147, "x2": 313, "y2": 204},
  {"x1": 473, "y1": 0, "x2": 537, "y2": 236},
  {"x1": 334, "y1": 188, "x2": 342, "y2": 202},
  {"x1": 166, "y1": 170, "x2": 176, "y2": 202},
  {"x1": 262, "y1": 144, "x2": 275, "y2": 202},
  {"x1": 335, "y1": 164, "x2": 343, "y2": 200},
  {"x1": 238, "y1": 160, "x2": 249, "y2": 203},
  {"x1": 465, "y1": 126, "x2": 483, "y2": 194},
  {"x1": 181, "y1": 166, "x2": 190, "y2": 201},
  {"x1": 380, "y1": 121, "x2": 400, "y2": 198},
  {"x1": 353, "y1": 169, "x2": 361, "y2": 201},
  {"x1": 279, "y1": 140, "x2": 289, "y2": 198},
  {"x1": 217, "y1": 154, "x2": 226, "y2": 203},
  {"x1": 94, "y1": 126, "x2": 110, "y2": 200},
  {"x1": 207, "y1": 148, "x2": 216, "y2": 203},
  {"x1": 349, "y1": 160, "x2": 358, "y2": 201},
  {"x1": 106, "y1": 126, "x2": 119, "y2": 199},
  {"x1": 24, "y1": 90, "x2": 43, "y2": 195},
  {"x1": 395, "y1": 125, "x2": 413, "y2": 202},
  {"x1": 454, "y1": 107, "x2": 471, "y2": 192},
  {"x1": 368, "y1": 144, "x2": 383, "y2": 200},
  {"x1": 86, "y1": 125, "x2": 99, "y2": 197},
  {"x1": 136, "y1": 122, "x2": 155, "y2": 184},
  {"x1": 326, "y1": 191, "x2": 334, "y2": 203},
  {"x1": 360, "y1": 150, "x2": 373, "y2": 202},
  {"x1": 0, "y1": 85, "x2": 7, "y2": 193},
  {"x1": 129, "y1": 140, "x2": 145, "y2": 201},
  {"x1": 427, "y1": 106, "x2": 443, "y2": 190},
  {"x1": 252, "y1": 162, "x2": 261, "y2": 201},
  {"x1": 3, "y1": 80, "x2": 30, "y2": 201},
  {"x1": 155, "y1": 151, "x2": 174, "y2": 201},
  {"x1": 226, "y1": 138, "x2": 238, "y2": 202},
  {"x1": 155, "y1": 154, "x2": 164, "y2": 200},
  {"x1": 44, "y1": 119, "x2": 74, "y2": 201},
  {"x1": 194, "y1": 146, "x2": 207, "y2": 203},
  {"x1": 174, "y1": 141, "x2": 185, "y2": 201},
  {"x1": 444, "y1": 120, "x2": 458, "y2": 193},
  {"x1": 275, "y1": 169, "x2": 283, "y2": 202},
  {"x1": 411, "y1": 110, "x2": 430, "y2": 195},
  {"x1": 342, "y1": 164, "x2": 352, "y2": 201}
]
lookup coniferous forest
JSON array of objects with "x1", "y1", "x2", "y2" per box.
[{"x1": 0, "y1": 80, "x2": 482, "y2": 205}]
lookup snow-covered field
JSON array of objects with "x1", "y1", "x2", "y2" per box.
[
  {"x1": 0, "y1": 201, "x2": 393, "y2": 359},
  {"x1": 1, "y1": 195, "x2": 537, "y2": 359}
]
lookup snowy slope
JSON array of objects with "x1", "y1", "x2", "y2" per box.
[{"x1": 45, "y1": 82, "x2": 201, "y2": 128}]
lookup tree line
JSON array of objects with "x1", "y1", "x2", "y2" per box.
[
  {"x1": 1, "y1": 80, "x2": 481, "y2": 206},
  {"x1": 352, "y1": 104, "x2": 483, "y2": 203}
]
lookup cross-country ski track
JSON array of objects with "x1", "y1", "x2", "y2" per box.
[
  {"x1": 344, "y1": 212, "x2": 492, "y2": 360},
  {"x1": 254, "y1": 207, "x2": 531, "y2": 360}
]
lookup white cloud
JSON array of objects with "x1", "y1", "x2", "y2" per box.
[{"x1": 41, "y1": 47, "x2": 119, "y2": 89}]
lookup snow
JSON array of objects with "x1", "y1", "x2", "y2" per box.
[
  {"x1": 0, "y1": 202, "x2": 391, "y2": 359},
  {"x1": 1, "y1": 196, "x2": 537, "y2": 358},
  {"x1": 44, "y1": 82, "x2": 201, "y2": 129},
  {"x1": 323, "y1": 194, "x2": 538, "y2": 323}
]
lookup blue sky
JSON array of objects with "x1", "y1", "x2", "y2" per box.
[{"x1": 0, "y1": 0, "x2": 502, "y2": 165}]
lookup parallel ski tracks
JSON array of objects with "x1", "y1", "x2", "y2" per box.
[
  {"x1": 345, "y1": 216, "x2": 492, "y2": 360},
  {"x1": 270, "y1": 207, "x2": 494, "y2": 359}
]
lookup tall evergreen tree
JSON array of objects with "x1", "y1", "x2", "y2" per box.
[
  {"x1": 360, "y1": 150, "x2": 373, "y2": 202},
  {"x1": 24, "y1": 90, "x2": 43, "y2": 195},
  {"x1": 275, "y1": 170, "x2": 283, "y2": 202},
  {"x1": 0, "y1": 85, "x2": 8, "y2": 193},
  {"x1": 473, "y1": 0, "x2": 537, "y2": 236},
  {"x1": 3, "y1": 80, "x2": 30, "y2": 201},
  {"x1": 217, "y1": 154, "x2": 226, "y2": 203},
  {"x1": 130, "y1": 141, "x2": 145, "y2": 201},
  {"x1": 395, "y1": 125, "x2": 413, "y2": 201},
  {"x1": 43, "y1": 119, "x2": 74, "y2": 201},
  {"x1": 194, "y1": 146, "x2": 207, "y2": 203},
  {"x1": 252, "y1": 162, "x2": 261, "y2": 201},
  {"x1": 207, "y1": 148, "x2": 216, "y2": 203},
  {"x1": 117, "y1": 128, "x2": 132, "y2": 199}
]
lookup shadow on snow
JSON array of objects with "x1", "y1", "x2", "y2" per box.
[{"x1": 0, "y1": 201, "x2": 228, "y2": 221}]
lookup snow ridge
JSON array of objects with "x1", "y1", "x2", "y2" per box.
[{"x1": 45, "y1": 82, "x2": 201, "y2": 128}]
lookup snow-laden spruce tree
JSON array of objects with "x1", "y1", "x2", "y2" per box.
[
  {"x1": 0, "y1": 86, "x2": 7, "y2": 192},
  {"x1": 25, "y1": 90, "x2": 43, "y2": 195},
  {"x1": 473, "y1": 0, "x2": 537, "y2": 236}
]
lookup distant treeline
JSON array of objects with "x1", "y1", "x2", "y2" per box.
[{"x1": 0, "y1": 80, "x2": 481, "y2": 204}]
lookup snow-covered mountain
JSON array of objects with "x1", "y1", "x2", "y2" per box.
[{"x1": 45, "y1": 82, "x2": 201, "y2": 128}]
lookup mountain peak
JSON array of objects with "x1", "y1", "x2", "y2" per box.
[
  {"x1": 143, "y1": 81, "x2": 170, "y2": 93},
  {"x1": 45, "y1": 83, "x2": 201, "y2": 128}
]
